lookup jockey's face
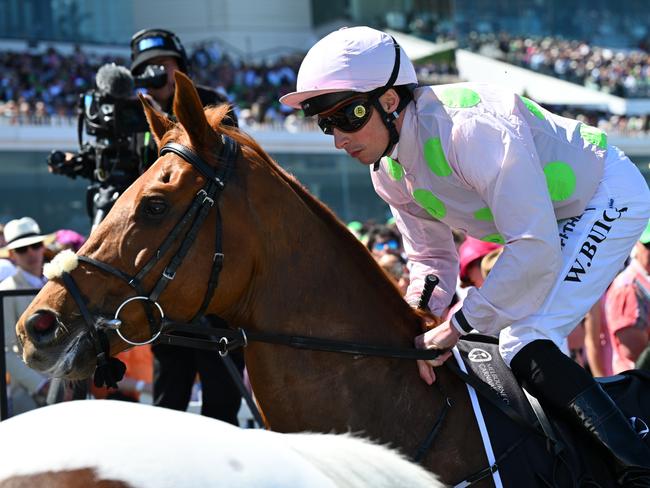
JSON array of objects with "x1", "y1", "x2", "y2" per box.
[{"x1": 329, "y1": 89, "x2": 402, "y2": 166}]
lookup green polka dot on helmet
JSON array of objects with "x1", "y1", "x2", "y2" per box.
[
  {"x1": 386, "y1": 157, "x2": 404, "y2": 181},
  {"x1": 413, "y1": 189, "x2": 447, "y2": 219},
  {"x1": 580, "y1": 124, "x2": 607, "y2": 149},
  {"x1": 439, "y1": 87, "x2": 481, "y2": 108},
  {"x1": 543, "y1": 161, "x2": 576, "y2": 201},
  {"x1": 423, "y1": 138, "x2": 452, "y2": 177}
]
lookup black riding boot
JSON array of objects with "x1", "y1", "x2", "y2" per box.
[
  {"x1": 511, "y1": 340, "x2": 650, "y2": 486},
  {"x1": 568, "y1": 383, "x2": 650, "y2": 486}
]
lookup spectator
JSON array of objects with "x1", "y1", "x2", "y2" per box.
[
  {"x1": 445, "y1": 238, "x2": 502, "y2": 320},
  {"x1": 0, "y1": 217, "x2": 49, "y2": 415},
  {"x1": 44, "y1": 229, "x2": 86, "y2": 262},
  {"x1": 582, "y1": 297, "x2": 613, "y2": 377},
  {"x1": 458, "y1": 237, "x2": 501, "y2": 289},
  {"x1": 604, "y1": 222, "x2": 650, "y2": 374},
  {"x1": 0, "y1": 224, "x2": 17, "y2": 282},
  {"x1": 367, "y1": 225, "x2": 402, "y2": 258},
  {"x1": 378, "y1": 250, "x2": 409, "y2": 295}
]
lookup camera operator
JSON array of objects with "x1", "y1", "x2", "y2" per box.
[
  {"x1": 48, "y1": 28, "x2": 244, "y2": 424},
  {"x1": 48, "y1": 29, "x2": 238, "y2": 229},
  {"x1": 129, "y1": 28, "x2": 237, "y2": 165},
  {"x1": 129, "y1": 28, "x2": 244, "y2": 426}
]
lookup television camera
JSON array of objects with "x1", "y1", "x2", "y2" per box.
[{"x1": 48, "y1": 63, "x2": 167, "y2": 228}]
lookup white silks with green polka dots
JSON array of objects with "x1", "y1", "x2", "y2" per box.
[{"x1": 370, "y1": 83, "x2": 650, "y2": 363}]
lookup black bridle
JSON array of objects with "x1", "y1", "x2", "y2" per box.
[{"x1": 59, "y1": 136, "x2": 238, "y2": 388}]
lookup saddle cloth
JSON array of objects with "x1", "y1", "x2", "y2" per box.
[{"x1": 452, "y1": 334, "x2": 650, "y2": 487}]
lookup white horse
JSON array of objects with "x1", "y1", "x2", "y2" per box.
[{"x1": 0, "y1": 400, "x2": 442, "y2": 487}]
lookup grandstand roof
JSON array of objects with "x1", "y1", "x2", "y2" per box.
[{"x1": 385, "y1": 29, "x2": 457, "y2": 62}]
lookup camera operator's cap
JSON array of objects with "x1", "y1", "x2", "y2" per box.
[
  {"x1": 3, "y1": 217, "x2": 47, "y2": 250},
  {"x1": 130, "y1": 28, "x2": 187, "y2": 75},
  {"x1": 280, "y1": 26, "x2": 417, "y2": 110}
]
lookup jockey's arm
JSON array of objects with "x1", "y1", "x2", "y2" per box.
[{"x1": 449, "y1": 116, "x2": 563, "y2": 336}]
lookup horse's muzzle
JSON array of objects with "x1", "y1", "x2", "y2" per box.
[{"x1": 24, "y1": 310, "x2": 59, "y2": 347}]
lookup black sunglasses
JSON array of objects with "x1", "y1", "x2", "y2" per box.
[
  {"x1": 317, "y1": 96, "x2": 374, "y2": 135},
  {"x1": 14, "y1": 242, "x2": 44, "y2": 254}
]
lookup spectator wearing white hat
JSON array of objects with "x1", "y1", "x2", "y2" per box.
[
  {"x1": 0, "y1": 223, "x2": 17, "y2": 282},
  {"x1": 0, "y1": 216, "x2": 49, "y2": 415}
]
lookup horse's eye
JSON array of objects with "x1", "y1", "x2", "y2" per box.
[{"x1": 143, "y1": 199, "x2": 168, "y2": 217}]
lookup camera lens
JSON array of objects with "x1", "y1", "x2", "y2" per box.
[{"x1": 48, "y1": 150, "x2": 65, "y2": 166}]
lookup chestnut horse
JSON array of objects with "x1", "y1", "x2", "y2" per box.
[{"x1": 16, "y1": 72, "x2": 492, "y2": 485}]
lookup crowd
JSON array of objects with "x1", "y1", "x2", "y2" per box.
[
  {"x1": 350, "y1": 217, "x2": 650, "y2": 378},
  {"x1": 0, "y1": 42, "x2": 459, "y2": 130},
  {"x1": 3, "y1": 37, "x2": 650, "y2": 136},
  {"x1": 466, "y1": 31, "x2": 650, "y2": 99}
]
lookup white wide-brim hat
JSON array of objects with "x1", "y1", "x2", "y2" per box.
[
  {"x1": 3, "y1": 217, "x2": 47, "y2": 250},
  {"x1": 280, "y1": 26, "x2": 417, "y2": 109}
]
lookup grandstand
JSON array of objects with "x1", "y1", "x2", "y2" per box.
[{"x1": 1, "y1": 0, "x2": 649, "y2": 233}]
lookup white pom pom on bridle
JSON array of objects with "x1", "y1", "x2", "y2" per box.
[{"x1": 43, "y1": 250, "x2": 79, "y2": 280}]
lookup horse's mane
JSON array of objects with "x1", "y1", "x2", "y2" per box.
[
  {"x1": 190, "y1": 106, "x2": 426, "y2": 324},
  {"x1": 206, "y1": 108, "x2": 416, "y2": 300}
]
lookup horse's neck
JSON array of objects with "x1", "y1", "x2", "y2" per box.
[
  {"x1": 228, "y1": 172, "x2": 445, "y2": 434},
  {"x1": 249, "y1": 195, "x2": 416, "y2": 344}
]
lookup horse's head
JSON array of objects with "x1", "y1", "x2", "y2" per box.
[{"x1": 17, "y1": 72, "x2": 260, "y2": 380}]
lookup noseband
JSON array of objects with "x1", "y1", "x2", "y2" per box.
[{"x1": 58, "y1": 135, "x2": 239, "y2": 387}]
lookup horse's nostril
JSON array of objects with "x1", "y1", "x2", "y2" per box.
[{"x1": 26, "y1": 311, "x2": 58, "y2": 345}]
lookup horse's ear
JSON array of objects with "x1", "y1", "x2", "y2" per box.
[
  {"x1": 138, "y1": 93, "x2": 175, "y2": 146},
  {"x1": 172, "y1": 71, "x2": 214, "y2": 147}
]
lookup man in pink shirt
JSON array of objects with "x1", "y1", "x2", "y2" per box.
[
  {"x1": 281, "y1": 26, "x2": 650, "y2": 483},
  {"x1": 605, "y1": 222, "x2": 650, "y2": 374}
]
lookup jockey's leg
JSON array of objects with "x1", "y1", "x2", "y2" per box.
[
  {"x1": 500, "y1": 149, "x2": 650, "y2": 485},
  {"x1": 511, "y1": 339, "x2": 650, "y2": 485}
]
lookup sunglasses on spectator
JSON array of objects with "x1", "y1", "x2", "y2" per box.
[
  {"x1": 373, "y1": 240, "x2": 399, "y2": 251},
  {"x1": 14, "y1": 242, "x2": 44, "y2": 254},
  {"x1": 317, "y1": 96, "x2": 374, "y2": 135}
]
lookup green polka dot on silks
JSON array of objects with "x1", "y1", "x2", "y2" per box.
[
  {"x1": 412, "y1": 189, "x2": 447, "y2": 219},
  {"x1": 423, "y1": 137, "x2": 452, "y2": 177},
  {"x1": 580, "y1": 124, "x2": 607, "y2": 149},
  {"x1": 386, "y1": 157, "x2": 404, "y2": 181},
  {"x1": 481, "y1": 233, "x2": 505, "y2": 244},
  {"x1": 473, "y1": 207, "x2": 494, "y2": 222},
  {"x1": 438, "y1": 87, "x2": 481, "y2": 109},
  {"x1": 520, "y1": 96, "x2": 545, "y2": 120},
  {"x1": 543, "y1": 161, "x2": 576, "y2": 201}
]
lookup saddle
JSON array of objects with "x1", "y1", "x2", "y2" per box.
[{"x1": 452, "y1": 334, "x2": 650, "y2": 488}]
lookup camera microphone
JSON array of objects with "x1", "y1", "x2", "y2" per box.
[{"x1": 95, "y1": 63, "x2": 135, "y2": 99}]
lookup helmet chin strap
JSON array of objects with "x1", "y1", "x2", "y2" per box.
[
  {"x1": 371, "y1": 94, "x2": 411, "y2": 171},
  {"x1": 369, "y1": 36, "x2": 412, "y2": 171}
]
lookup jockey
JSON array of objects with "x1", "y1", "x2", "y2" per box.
[{"x1": 280, "y1": 26, "x2": 650, "y2": 484}]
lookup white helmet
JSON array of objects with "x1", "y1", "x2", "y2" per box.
[{"x1": 280, "y1": 26, "x2": 417, "y2": 111}]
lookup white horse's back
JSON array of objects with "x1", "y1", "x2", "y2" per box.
[{"x1": 0, "y1": 401, "x2": 441, "y2": 488}]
